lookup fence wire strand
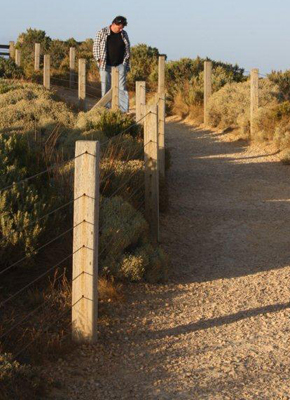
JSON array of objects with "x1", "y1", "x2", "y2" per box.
[
  {"x1": 10, "y1": 297, "x2": 83, "y2": 362},
  {"x1": 0, "y1": 271, "x2": 66, "y2": 341},
  {"x1": 0, "y1": 247, "x2": 83, "y2": 309},
  {"x1": 0, "y1": 221, "x2": 84, "y2": 277},
  {"x1": 0, "y1": 151, "x2": 95, "y2": 194}
]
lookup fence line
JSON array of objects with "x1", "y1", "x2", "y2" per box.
[
  {"x1": 202, "y1": 62, "x2": 269, "y2": 128},
  {"x1": 0, "y1": 42, "x2": 167, "y2": 363}
]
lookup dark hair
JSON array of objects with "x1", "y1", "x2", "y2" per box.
[{"x1": 112, "y1": 16, "x2": 127, "y2": 26}]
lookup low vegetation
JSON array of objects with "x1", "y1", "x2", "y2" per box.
[
  {"x1": 0, "y1": 79, "x2": 168, "y2": 398},
  {"x1": 205, "y1": 70, "x2": 290, "y2": 156}
]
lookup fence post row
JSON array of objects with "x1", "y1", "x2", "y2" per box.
[
  {"x1": 72, "y1": 141, "x2": 100, "y2": 344},
  {"x1": 204, "y1": 61, "x2": 212, "y2": 126},
  {"x1": 34, "y1": 43, "x2": 40, "y2": 72},
  {"x1": 250, "y1": 68, "x2": 259, "y2": 137},
  {"x1": 43, "y1": 55, "x2": 50, "y2": 90},
  {"x1": 111, "y1": 67, "x2": 119, "y2": 111},
  {"x1": 158, "y1": 55, "x2": 166, "y2": 95},
  {"x1": 78, "y1": 58, "x2": 86, "y2": 111},
  {"x1": 9, "y1": 41, "x2": 15, "y2": 59},
  {"x1": 157, "y1": 55, "x2": 166, "y2": 177},
  {"x1": 136, "y1": 81, "x2": 146, "y2": 124},
  {"x1": 144, "y1": 104, "x2": 159, "y2": 243},
  {"x1": 15, "y1": 49, "x2": 21, "y2": 67},
  {"x1": 70, "y1": 47, "x2": 76, "y2": 89},
  {"x1": 157, "y1": 92, "x2": 166, "y2": 177}
]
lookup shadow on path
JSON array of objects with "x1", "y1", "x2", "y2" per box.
[{"x1": 162, "y1": 120, "x2": 290, "y2": 283}]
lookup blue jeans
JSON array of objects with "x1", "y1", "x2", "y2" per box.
[{"x1": 100, "y1": 64, "x2": 129, "y2": 112}]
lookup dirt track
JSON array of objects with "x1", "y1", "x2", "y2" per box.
[{"x1": 48, "y1": 117, "x2": 290, "y2": 399}]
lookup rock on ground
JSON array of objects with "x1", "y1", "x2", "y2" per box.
[{"x1": 46, "y1": 117, "x2": 290, "y2": 399}]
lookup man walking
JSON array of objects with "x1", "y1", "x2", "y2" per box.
[{"x1": 93, "y1": 16, "x2": 130, "y2": 112}]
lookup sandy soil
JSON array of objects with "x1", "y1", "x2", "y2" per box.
[{"x1": 47, "y1": 117, "x2": 290, "y2": 399}]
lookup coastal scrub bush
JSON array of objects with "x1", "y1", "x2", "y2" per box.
[
  {"x1": 0, "y1": 83, "x2": 75, "y2": 137},
  {"x1": 127, "y1": 44, "x2": 159, "y2": 91},
  {"x1": 268, "y1": 70, "x2": 290, "y2": 101},
  {"x1": 0, "y1": 353, "x2": 47, "y2": 400},
  {"x1": 99, "y1": 196, "x2": 167, "y2": 282},
  {"x1": 207, "y1": 79, "x2": 279, "y2": 136},
  {"x1": 76, "y1": 108, "x2": 141, "y2": 138},
  {"x1": 100, "y1": 159, "x2": 144, "y2": 201},
  {"x1": 0, "y1": 58, "x2": 24, "y2": 79},
  {"x1": 166, "y1": 57, "x2": 246, "y2": 117},
  {"x1": 0, "y1": 134, "x2": 62, "y2": 268},
  {"x1": 15, "y1": 29, "x2": 51, "y2": 76}
]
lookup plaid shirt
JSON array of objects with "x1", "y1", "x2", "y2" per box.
[{"x1": 93, "y1": 26, "x2": 131, "y2": 71}]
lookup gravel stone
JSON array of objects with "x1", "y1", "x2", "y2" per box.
[{"x1": 45, "y1": 118, "x2": 290, "y2": 399}]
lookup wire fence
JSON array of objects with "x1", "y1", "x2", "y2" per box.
[
  {"x1": 0, "y1": 43, "x2": 166, "y2": 368},
  {"x1": 0, "y1": 102, "x2": 159, "y2": 366}
]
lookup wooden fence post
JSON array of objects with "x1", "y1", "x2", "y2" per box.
[
  {"x1": 157, "y1": 92, "x2": 166, "y2": 177},
  {"x1": 111, "y1": 67, "x2": 119, "y2": 110},
  {"x1": 144, "y1": 104, "x2": 159, "y2": 243},
  {"x1": 9, "y1": 41, "x2": 15, "y2": 59},
  {"x1": 78, "y1": 58, "x2": 86, "y2": 110},
  {"x1": 204, "y1": 61, "x2": 212, "y2": 126},
  {"x1": 250, "y1": 68, "x2": 259, "y2": 137},
  {"x1": 35, "y1": 43, "x2": 40, "y2": 71},
  {"x1": 158, "y1": 55, "x2": 166, "y2": 94},
  {"x1": 43, "y1": 55, "x2": 50, "y2": 89},
  {"x1": 70, "y1": 47, "x2": 76, "y2": 89},
  {"x1": 72, "y1": 141, "x2": 100, "y2": 343},
  {"x1": 15, "y1": 49, "x2": 21, "y2": 67},
  {"x1": 136, "y1": 81, "x2": 146, "y2": 123}
]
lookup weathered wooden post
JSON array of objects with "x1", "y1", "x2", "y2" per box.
[
  {"x1": 43, "y1": 55, "x2": 50, "y2": 89},
  {"x1": 15, "y1": 49, "x2": 21, "y2": 67},
  {"x1": 136, "y1": 81, "x2": 146, "y2": 123},
  {"x1": 72, "y1": 141, "x2": 100, "y2": 343},
  {"x1": 204, "y1": 61, "x2": 212, "y2": 126},
  {"x1": 111, "y1": 67, "x2": 119, "y2": 110},
  {"x1": 157, "y1": 92, "x2": 166, "y2": 177},
  {"x1": 250, "y1": 68, "x2": 259, "y2": 137},
  {"x1": 78, "y1": 58, "x2": 86, "y2": 110},
  {"x1": 144, "y1": 104, "x2": 159, "y2": 242},
  {"x1": 9, "y1": 41, "x2": 15, "y2": 59},
  {"x1": 158, "y1": 55, "x2": 166, "y2": 94},
  {"x1": 35, "y1": 43, "x2": 40, "y2": 71},
  {"x1": 70, "y1": 47, "x2": 76, "y2": 89}
]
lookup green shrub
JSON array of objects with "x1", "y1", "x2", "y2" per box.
[
  {"x1": 103, "y1": 134, "x2": 143, "y2": 161},
  {"x1": 99, "y1": 196, "x2": 167, "y2": 282},
  {"x1": 0, "y1": 82, "x2": 75, "y2": 137},
  {"x1": 127, "y1": 44, "x2": 160, "y2": 91},
  {"x1": 167, "y1": 57, "x2": 246, "y2": 115},
  {"x1": 207, "y1": 79, "x2": 279, "y2": 136},
  {"x1": 0, "y1": 134, "x2": 62, "y2": 267},
  {"x1": 268, "y1": 70, "x2": 290, "y2": 101},
  {"x1": 100, "y1": 159, "x2": 144, "y2": 201},
  {"x1": 0, "y1": 58, "x2": 24, "y2": 79},
  {"x1": 16, "y1": 29, "x2": 51, "y2": 76},
  {"x1": 273, "y1": 118, "x2": 290, "y2": 150},
  {"x1": 76, "y1": 108, "x2": 141, "y2": 138},
  {"x1": 0, "y1": 353, "x2": 48, "y2": 400}
]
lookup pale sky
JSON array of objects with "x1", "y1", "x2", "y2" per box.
[{"x1": 1, "y1": 0, "x2": 289, "y2": 74}]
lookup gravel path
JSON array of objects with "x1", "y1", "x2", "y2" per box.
[{"x1": 48, "y1": 117, "x2": 290, "y2": 399}]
